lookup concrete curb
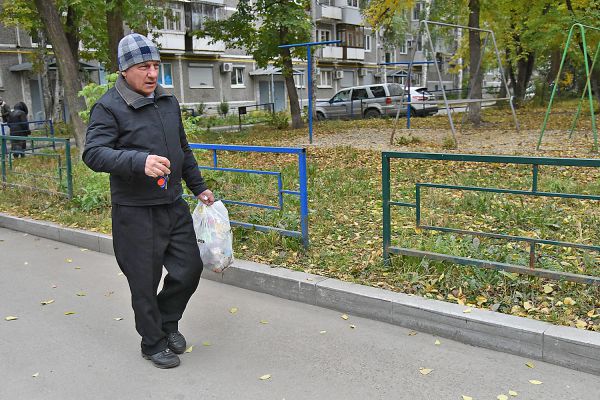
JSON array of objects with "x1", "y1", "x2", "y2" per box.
[{"x1": 1, "y1": 212, "x2": 599, "y2": 375}]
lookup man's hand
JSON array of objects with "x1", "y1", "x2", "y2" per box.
[
  {"x1": 197, "y1": 189, "x2": 215, "y2": 206},
  {"x1": 145, "y1": 155, "x2": 171, "y2": 178}
]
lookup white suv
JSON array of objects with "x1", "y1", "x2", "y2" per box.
[{"x1": 315, "y1": 83, "x2": 406, "y2": 120}]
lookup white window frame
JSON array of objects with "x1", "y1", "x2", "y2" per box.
[
  {"x1": 318, "y1": 70, "x2": 332, "y2": 88},
  {"x1": 231, "y1": 66, "x2": 245, "y2": 87},
  {"x1": 158, "y1": 63, "x2": 174, "y2": 87},
  {"x1": 347, "y1": 0, "x2": 359, "y2": 8},
  {"x1": 413, "y1": 2, "x2": 423, "y2": 21},
  {"x1": 188, "y1": 64, "x2": 214, "y2": 89},
  {"x1": 317, "y1": 29, "x2": 331, "y2": 43},
  {"x1": 164, "y1": 3, "x2": 184, "y2": 32},
  {"x1": 364, "y1": 34, "x2": 371, "y2": 52},
  {"x1": 384, "y1": 51, "x2": 396, "y2": 64},
  {"x1": 399, "y1": 41, "x2": 407, "y2": 54}
]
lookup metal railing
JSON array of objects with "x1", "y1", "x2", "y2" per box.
[
  {"x1": 382, "y1": 152, "x2": 600, "y2": 285},
  {"x1": 1, "y1": 119, "x2": 57, "y2": 153},
  {"x1": 189, "y1": 143, "x2": 309, "y2": 248},
  {"x1": 1, "y1": 135, "x2": 73, "y2": 198}
]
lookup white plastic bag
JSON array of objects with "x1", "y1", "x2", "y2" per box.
[{"x1": 192, "y1": 200, "x2": 234, "y2": 273}]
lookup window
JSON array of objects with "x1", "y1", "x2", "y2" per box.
[
  {"x1": 317, "y1": 29, "x2": 331, "y2": 42},
  {"x1": 231, "y1": 67, "x2": 244, "y2": 86},
  {"x1": 294, "y1": 70, "x2": 305, "y2": 88},
  {"x1": 351, "y1": 88, "x2": 368, "y2": 100},
  {"x1": 399, "y1": 41, "x2": 407, "y2": 54},
  {"x1": 347, "y1": 0, "x2": 359, "y2": 7},
  {"x1": 158, "y1": 63, "x2": 173, "y2": 87},
  {"x1": 336, "y1": 25, "x2": 364, "y2": 48},
  {"x1": 332, "y1": 89, "x2": 351, "y2": 102},
  {"x1": 370, "y1": 86, "x2": 386, "y2": 98},
  {"x1": 191, "y1": 3, "x2": 219, "y2": 30},
  {"x1": 413, "y1": 2, "x2": 423, "y2": 20},
  {"x1": 364, "y1": 34, "x2": 371, "y2": 52},
  {"x1": 318, "y1": 70, "x2": 332, "y2": 87},
  {"x1": 164, "y1": 4, "x2": 183, "y2": 31},
  {"x1": 189, "y1": 64, "x2": 214, "y2": 88},
  {"x1": 384, "y1": 52, "x2": 395, "y2": 64}
]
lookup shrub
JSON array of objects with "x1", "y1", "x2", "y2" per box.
[
  {"x1": 72, "y1": 163, "x2": 110, "y2": 212},
  {"x1": 267, "y1": 112, "x2": 290, "y2": 130},
  {"x1": 218, "y1": 101, "x2": 230, "y2": 116},
  {"x1": 196, "y1": 102, "x2": 206, "y2": 116},
  {"x1": 78, "y1": 73, "x2": 119, "y2": 123}
]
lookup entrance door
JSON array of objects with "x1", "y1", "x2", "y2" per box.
[
  {"x1": 273, "y1": 81, "x2": 285, "y2": 112},
  {"x1": 29, "y1": 79, "x2": 44, "y2": 120}
]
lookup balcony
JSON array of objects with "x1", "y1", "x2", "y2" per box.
[
  {"x1": 315, "y1": 5, "x2": 342, "y2": 20},
  {"x1": 344, "y1": 47, "x2": 365, "y2": 60},
  {"x1": 155, "y1": 32, "x2": 186, "y2": 51},
  {"x1": 341, "y1": 6, "x2": 362, "y2": 25},
  {"x1": 193, "y1": 36, "x2": 225, "y2": 52},
  {"x1": 321, "y1": 46, "x2": 343, "y2": 59}
]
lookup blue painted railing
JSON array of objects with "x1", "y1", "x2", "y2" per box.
[{"x1": 189, "y1": 143, "x2": 309, "y2": 248}]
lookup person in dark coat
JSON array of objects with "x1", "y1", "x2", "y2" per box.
[
  {"x1": 0, "y1": 97, "x2": 11, "y2": 122},
  {"x1": 7, "y1": 102, "x2": 31, "y2": 158},
  {"x1": 83, "y1": 33, "x2": 215, "y2": 369}
]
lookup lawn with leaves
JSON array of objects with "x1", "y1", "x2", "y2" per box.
[{"x1": 1, "y1": 100, "x2": 599, "y2": 331}]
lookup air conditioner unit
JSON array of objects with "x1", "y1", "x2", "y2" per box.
[
  {"x1": 358, "y1": 68, "x2": 367, "y2": 77},
  {"x1": 221, "y1": 62, "x2": 233, "y2": 73},
  {"x1": 335, "y1": 70, "x2": 344, "y2": 79}
]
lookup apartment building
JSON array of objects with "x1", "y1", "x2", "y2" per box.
[{"x1": 0, "y1": 0, "x2": 448, "y2": 119}]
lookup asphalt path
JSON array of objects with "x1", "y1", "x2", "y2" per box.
[{"x1": 1, "y1": 226, "x2": 598, "y2": 400}]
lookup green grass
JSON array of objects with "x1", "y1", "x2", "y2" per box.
[{"x1": 1, "y1": 100, "x2": 599, "y2": 331}]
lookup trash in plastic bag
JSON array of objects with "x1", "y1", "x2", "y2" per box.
[{"x1": 192, "y1": 200, "x2": 234, "y2": 273}]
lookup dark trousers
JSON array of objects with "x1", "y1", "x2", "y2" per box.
[
  {"x1": 11, "y1": 139, "x2": 26, "y2": 158},
  {"x1": 112, "y1": 198, "x2": 203, "y2": 355}
]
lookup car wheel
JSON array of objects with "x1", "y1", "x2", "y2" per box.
[
  {"x1": 316, "y1": 112, "x2": 326, "y2": 121},
  {"x1": 364, "y1": 109, "x2": 381, "y2": 119}
]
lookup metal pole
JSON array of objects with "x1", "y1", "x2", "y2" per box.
[
  {"x1": 382, "y1": 154, "x2": 391, "y2": 263},
  {"x1": 298, "y1": 148, "x2": 309, "y2": 248},
  {"x1": 307, "y1": 46, "x2": 313, "y2": 144},
  {"x1": 65, "y1": 139, "x2": 73, "y2": 199}
]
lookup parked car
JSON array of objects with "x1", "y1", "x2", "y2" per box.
[
  {"x1": 404, "y1": 86, "x2": 438, "y2": 117},
  {"x1": 315, "y1": 83, "x2": 406, "y2": 121}
]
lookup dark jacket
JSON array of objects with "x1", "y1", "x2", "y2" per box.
[
  {"x1": 7, "y1": 102, "x2": 31, "y2": 136},
  {"x1": 83, "y1": 76, "x2": 207, "y2": 206}
]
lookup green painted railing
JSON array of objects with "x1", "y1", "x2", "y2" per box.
[
  {"x1": 382, "y1": 152, "x2": 600, "y2": 285},
  {"x1": 1, "y1": 135, "x2": 73, "y2": 198}
]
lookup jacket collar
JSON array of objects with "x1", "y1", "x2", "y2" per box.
[{"x1": 115, "y1": 74, "x2": 172, "y2": 109}]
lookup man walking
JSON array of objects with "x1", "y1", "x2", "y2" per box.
[{"x1": 83, "y1": 33, "x2": 214, "y2": 369}]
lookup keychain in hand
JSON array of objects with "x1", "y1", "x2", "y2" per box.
[{"x1": 157, "y1": 174, "x2": 169, "y2": 190}]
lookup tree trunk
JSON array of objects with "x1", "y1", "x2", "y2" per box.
[
  {"x1": 467, "y1": 0, "x2": 482, "y2": 126},
  {"x1": 65, "y1": 6, "x2": 80, "y2": 61},
  {"x1": 279, "y1": 36, "x2": 303, "y2": 129},
  {"x1": 34, "y1": 0, "x2": 87, "y2": 158},
  {"x1": 106, "y1": 0, "x2": 125, "y2": 73},
  {"x1": 53, "y1": 73, "x2": 64, "y2": 122},
  {"x1": 38, "y1": 31, "x2": 53, "y2": 120}
]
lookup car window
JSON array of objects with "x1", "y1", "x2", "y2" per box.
[
  {"x1": 331, "y1": 89, "x2": 351, "y2": 102},
  {"x1": 388, "y1": 84, "x2": 403, "y2": 96},
  {"x1": 352, "y1": 88, "x2": 369, "y2": 100},
  {"x1": 370, "y1": 86, "x2": 386, "y2": 98}
]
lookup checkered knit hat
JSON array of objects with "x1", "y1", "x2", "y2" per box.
[{"x1": 117, "y1": 33, "x2": 161, "y2": 71}]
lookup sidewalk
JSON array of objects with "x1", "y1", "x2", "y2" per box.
[{"x1": 1, "y1": 226, "x2": 600, "y2": 400}]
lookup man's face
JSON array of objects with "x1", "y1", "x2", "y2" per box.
[{"x1": 122, "y1": 61, "x2": 160, "y2": 96}]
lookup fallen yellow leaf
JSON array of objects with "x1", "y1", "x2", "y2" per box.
[
  {"x1": 462, "y1": 396, "x2": 473, "y2": 400},
  {"x1": 529, "y1": 380, "x2": 543, "y2": 385},
  {"x1": 476, "y1": 295, "x2": 488, "y2": 305},
  {"x1": 525, "y1": 361, "x2": 535, "y2": 368},
  {"x1": 349, "y1": 324, "x2": 356, "y2": 329},
  {"x1": 202, "y1": 342, "x2": 211, "y2": 346},
  {"x1": 76, "y1": 291, "x2": 86, "y2": 297},
  {"x1": 113, "y1": 317, "x2": 123, "y2": 321},
  {"x1": 508, "y1": 390, "x2": 518, "y2": 396},
  {"x1": 319, "y1": 330, "x2": 327, "y2": 334},
  {"x1": 588, "y1": 309, "x2": 599, "y2": 318},
  {"x1": 64, "y1": 311, "x2": 76, "y2": 316},
  {"x1": 419, "y1": 367, "x2": 433, "y2": 375},
  {"x1": 5, "y1": 316, "x2": 18, "y2": 321},
  {"x1": 32, "y1": 373, "x2": 39, "y2": 378},
  {"x1": 185, "y1": 345, "x2": 194, "y2": 353},
  {"x1": 497, "y1": 395, "x2": 508, "y2": 400},
  {"x1": 563, "y1": 297, "x2": 576, "y2": 306},
  {"x1": 434, "y1": 340, "x2": 441, "y2": 345},
  {"x1": 66, "y1": 259, "x2": 72, "y2": 263},
  {"x1": 523, "y1": 301, "x2": 533, "y2": 310},
  {"x1": 41, "y1": 299, "x2": 54, "y2": 305},
  {"x1": 543, "y1": 284, "x2": 553, "y2": 294},
  {"x1": 260, "y1": 320, "x2": 269, "y2": 324},
  {"x1": 408, "y1": 331, "x2": 418, "y2": 336},
  {"x1": 575, "y1": 320, "x2": 587, "y2": 329},
  {"x1": 259, "y1": 374, "x2": 271, "y2": 380},
  {"x1": 463, "y1": 308, "x2": 472, "y2": 313},
  {"x1": 229, "y1": 307, "x2": 238, "y2": 314},
  {"x1": 341, "y1": 314, "x2": 349, "y2": 320}
]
